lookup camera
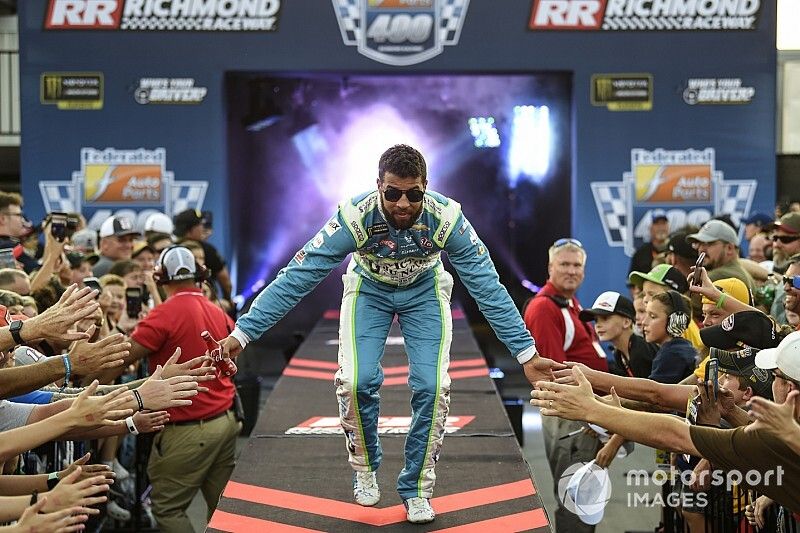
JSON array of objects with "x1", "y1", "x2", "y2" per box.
[
  {"x1": 126, "y1": 287, "x2": 142, "y2": 319},
  {"x1": 83, "y1": 277, "x2": 102, "y2": 298},
  {"x1": 48, "y1": 212, "x2": 80, "y2": 242}
]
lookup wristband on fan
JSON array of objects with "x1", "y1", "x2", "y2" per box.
[
  {"x1": 60, "y1": 355, "x2": 71, "y2": 392},
  {"x1": 125, "y1": 416, "x2": 140, "y2": 435},
  {"x1": 46, "y1": 471, "x2": 60, "y2": 490},
  {"x1": 715, "y1": 293, "x2": 728, "y2": 309},
  {"x1": 132, "y1": 389, "x2": 144, "y2": 412}
]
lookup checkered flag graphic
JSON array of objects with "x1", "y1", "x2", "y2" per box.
[
  {"x1": 718, "y1": 179, "x2": 757, "y2": 228},
  {"x1": 171, "y1": 181, "x2": 208, "y2": 215},
  {"x1": 332, "y1": 0, "x2": 361, "y2": 44},
  {"x1": 591, "y1": 181, "x2": 628, "y2": 248},
  {"x1": 440, "y1": 0, "x2": 469, "y2": 43},
  {"x1": 39, "y1": 181, "x2": 77, "y2": 213}
]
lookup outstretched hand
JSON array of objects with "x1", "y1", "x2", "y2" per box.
[
  {"x1": 16, "y1": 497, "x2": 88, "y2": 533},
  {"x1": 160, "y1": 347, "x2": 215, "y2": 391},
  {"x1": 746, "y1": 390, "x2": 799, "y2": 440},
  {"x1": 67, "y1": 381, "x2": 133, "y2": 428},
  {"x1": 219, "y1": 335, "x2": 244, "y2": 359},
  {"x1": 136, "y1": 364, "x2": 200, "y2": 411},
  {"x1": 58, "y1": 452, "x2": 115, "y2": 486},
  {"x1": 26, "y1": 285, "x2": 100, "y2": 343},
  {"x1": 522, "y1": 354, "x2": 566, "y2": 388},
  {"x1": 530, "y1": 366, "x2": 597, "y2": 420}
]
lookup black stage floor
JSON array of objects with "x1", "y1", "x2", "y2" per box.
[{"x1": 208, "y1": 309, "x2": 552, "y2": 532}]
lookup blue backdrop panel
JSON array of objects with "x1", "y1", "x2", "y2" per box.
[{"x1": 18, "y1": 0, "x2": 776, "y2": 307}]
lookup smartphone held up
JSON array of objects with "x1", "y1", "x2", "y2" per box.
[{"x1": 692, "y1": 252, "x2": 707, "y2": 286}]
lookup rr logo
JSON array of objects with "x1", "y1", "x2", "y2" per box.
[
  {"x1": 44, "y1": 0, "x2": 122, "y2": 29},
  {"x1": 529, "y1": 0, "x2": 605, "y2": 30}
]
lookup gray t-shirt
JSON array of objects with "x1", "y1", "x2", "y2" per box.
[{"x1": 0, "y1": 399, "x2": 35, "y2": 431}]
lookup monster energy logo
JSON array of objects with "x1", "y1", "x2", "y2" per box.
[
  {"x1": 40, "y1": 73, "x2": 104, "y2": 110},
  {"x1": 591, "y1": 74, "x2": 652, "y2": 111}
]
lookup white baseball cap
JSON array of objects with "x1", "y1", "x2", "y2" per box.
[
  {"x1": 565, "y1": 460, "x2": 611, "y2": 525},
  {"x1": 755, "y1": 331, "x2": 800, "y2": 382},
  {"x1": 157, "y1": 246, "x2": 197, "y2": 281},
  {"x1": 144, "y1": 212, "x2": 174, "y2": 235}
]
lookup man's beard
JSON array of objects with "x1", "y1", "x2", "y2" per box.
[
  {"x1": 383, "y1": 204, "x2": 422, "y2": 230},
  {"x1": 773, "y1": 248, "x2": 794, "y2": 270}
]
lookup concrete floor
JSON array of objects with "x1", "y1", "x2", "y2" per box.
[{"x1": 185, "y1": 381, "x2": 663, "y2": 532}]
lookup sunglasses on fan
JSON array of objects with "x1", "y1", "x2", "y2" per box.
[
  {"x1": 382, "y1": 186, "x2": 425, "y2": 203},
  {"x1": 772, "y1": 234, "x2": 800, "y2": 244},
  {"x1": 784, "y1": 275, "x2": 800, "y2": 289}
]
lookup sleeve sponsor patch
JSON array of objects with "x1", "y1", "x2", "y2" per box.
[
  {"x1": 312, "y1": 232, "x2": 325, "y2": 248},
  {"x1": 324, "y1": 219, "x2": 341, "y2": 237}
]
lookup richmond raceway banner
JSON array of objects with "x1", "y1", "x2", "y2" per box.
[
  {"x1": 529, "y1": 0, "x2": 762, "y2": 31},
  {"x1": 44, "y1": 0, "x2": 281, "y2": 31}
]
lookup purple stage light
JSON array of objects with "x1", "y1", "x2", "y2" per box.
[{"x1": 521, "y1": 279, "x2": 541, "y2": 293}]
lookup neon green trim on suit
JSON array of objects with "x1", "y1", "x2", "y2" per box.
[
  {"x1": 351, "y1": 276, "x2": 372, "y2": 470},
  {"x1": 418, "y1": 273, "x2": 446, "y2": 496}
]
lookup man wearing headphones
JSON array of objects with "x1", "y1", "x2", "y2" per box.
[{"x1": 124, "y1": 246, "x2": 239, "y2": 533}]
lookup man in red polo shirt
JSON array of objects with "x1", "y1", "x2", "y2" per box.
[
  {"x1": 523, "y1": 238, "x2": 608, "y2": 533},
  {"x1": 127, "y1": 246, "x2": 239, "y2": 533}
]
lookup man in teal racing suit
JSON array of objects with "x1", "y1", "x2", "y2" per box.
[{"x1": 220, "y1": 144, "x2": 562, "y2": 524}]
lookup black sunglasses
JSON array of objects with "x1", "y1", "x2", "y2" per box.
[
  {"x1": 552, "y1": 238, "x2": 583, "y2": 249},
  {"x1": 382, "y1": 186, "x2": 425, "y2": 203},
  {"x1": 772, "y1": 234, "x2": 800, "y2": 244},
  {"x1": 783, "y1": 275, "x2": 800, "y2": 289}
]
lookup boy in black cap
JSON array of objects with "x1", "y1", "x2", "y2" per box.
[
  {"x1": 579, "y1": 291, "x2": 656, "y2": 379},
  {"x1": 579, "y1": 291, "x2": 658, "y2": 467}
]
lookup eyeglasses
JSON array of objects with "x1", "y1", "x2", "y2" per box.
[
  {"x1": 552, "y1": 238, "x2": 583, "y2": 249},
  {"x1": 1, "y1": 212, "x2": 24, "y2": 218},
  {"x1": 382, "y1": 186, "x2": 425, "y2": 203},
  {"x1": 783, "y1": 275, "x2": 800, "y2": 289},
  {"x1": 772, "y1": 235, "x2": 800, "y2": 244},
  {"x1": 772, "y1": 369, "x2": 800, "y2": 387}
]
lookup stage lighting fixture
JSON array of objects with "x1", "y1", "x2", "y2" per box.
[
  {"x1": 508, "y1": 105, "x2": 551, "y2": 185},
  {"x1": 468, "y1": 117, "x2": 501, "y2": 148},
  {"x1": 521, "y1": 279, "x2": 541, "y2": 293}
]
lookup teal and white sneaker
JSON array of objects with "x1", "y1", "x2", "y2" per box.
[
  {"x1": 404, "y1": 497, "x2": 435, "y2": 523},
  {"x1": 353, "y1": 471, "x2": 380, "y2": 506}
]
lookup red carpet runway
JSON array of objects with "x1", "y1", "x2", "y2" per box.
[{"x1": 209, "y1": 309, "x2": 552, "y2": 532}]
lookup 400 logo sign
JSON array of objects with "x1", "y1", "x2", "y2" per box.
[
  {"x1": 38, "y1": 147, "x2": 208, "y2": 231},
  {"x1": 591, "y1": 148, "x2": 757, "y2": 256},
  {"x1": 332, "y1": 0, "x2": 469, "y2": 66}
]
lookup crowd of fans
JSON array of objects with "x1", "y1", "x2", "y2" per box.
[
  {"x1": 524, "y1": 201, "x2": 800, "y2": 532},
  {"x1": 2, "y1": 181, "x2": 798, "y2": 532},
  {"x1": 0, "y1": 190, "x2": 233, "y2": 531}
]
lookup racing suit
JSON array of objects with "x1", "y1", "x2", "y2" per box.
[{"x1": 232, "y1": 190, "x2": 537, "y2": 499}]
